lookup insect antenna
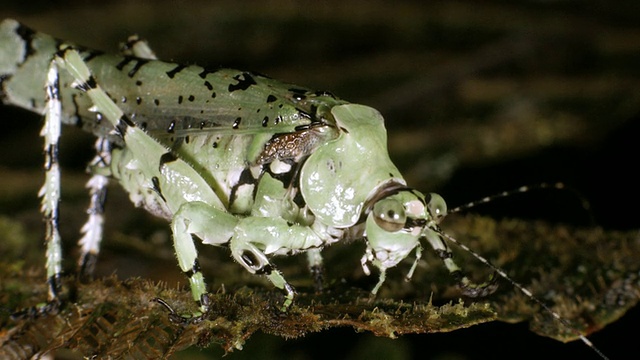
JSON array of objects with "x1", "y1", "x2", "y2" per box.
[
  {"x1": 433, "y1": 225, "x2": 608, "y2": 359},
  {"x1": 447, "y1": 182, "x2": 594, "y2": 224}
]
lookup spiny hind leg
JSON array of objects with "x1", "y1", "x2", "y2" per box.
[
  {"x1": 76, "y1": 35, "x2": 157, "y2": 279},
  {"x1": 40, "y1": 58, "x2": 64, "y2": 304},
  {"x1": 55, "y1": 47, "x2": 215, "y2": 321},
  {"x1": 424, "y1": 228, "x2": 498, "y2": 297},
  {"x1": 13, "y1": 52, "x2": 68, "y2": 319},
  {"x1": 77, "y1": 137, "x2": 110, "y2": 281},
  {"x1": 54, "y1": 48, "x2": 230, "y2": 321}
]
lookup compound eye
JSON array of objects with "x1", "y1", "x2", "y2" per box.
[
  {"x1": 373, "y1": 198, "x2": 407, "y2": 232},
  {"x1": 426, "y1": 193, "x2": 447, "y2": 220}
]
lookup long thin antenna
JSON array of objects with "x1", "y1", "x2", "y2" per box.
[
  {"x1": 436, "y1": 226, "x2": 608, "y2": 360},
  {"x1": 447, "y1": 182, "x2": 593, "y2": 223}
]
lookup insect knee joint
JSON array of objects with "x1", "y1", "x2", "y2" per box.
[{"x1": 239, "y1": 249, "x2": 271, "y2": 274}]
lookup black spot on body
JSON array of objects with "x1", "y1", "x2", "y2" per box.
[
  {"x1": 212, "y1": 142, "x2": 218, "y2": 148},
  {"x1": 127, "y1": 59, "x2": 149, "y2": 77},
  {"x1": 115, "y1": 57, "x2": 134, "y2": 71},
  {"x1": 204, "y1": 81, "x2": 213, "y2": 90},
  {"x1": 167, "y1": 120, "x2": 176, "y2": 133},
  {"x1": 233, "y1": 117, "x2": 241, "y2": 129},
  {"x1": 136, "y1": 80, "x2": 143, "y2": 86},
  {"x1": 288, "y1": 88, "x2": 308, "y2": 101},
  {"x1": 159, "y1": 152, "x2": 178, "y2": 170},
  {"x1": 166, "y1": 64, "x2": 187, "y2": 79},
  {"x1": 15, "y1": 24, "x2": 36, "y2": 58},
  {"x1": 154, "y1": 99, "x2": 160, "y2": 106},
  {"x1": 188, "y1": 95, "x2": 195, "y2": 102},
  {"x1": 198, "y1": 67, "x2": 219, "y2": 79},
  {"x1": 178, "y1": 95, "x2": 183, "y2": 104},
  {"x1": 264, "y1": 158, "x2": 301, "y2": 199},
  {"x1": 229, "y1": 168, "x2": 258, "y2": 209},
  {"x1": 151, "y1": 176, "x2": 166, "y2": 202},
  {"x1": 262, "y1": 116, "x2": 269, "y2": 127},
  {"x1": 82, "y1": 50, "x2": 103, "y2": 63},
  {"x1": 136, "y1": 97, "x2": 142, "y2": 105},
  {"x1": 266, "y1": 94, "x2": 277, "y2": 103},
  {"x1": 228, "y1": 72, "x2": 257, "y2": 92}
]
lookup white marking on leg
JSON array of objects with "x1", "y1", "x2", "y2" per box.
[{"x1": 40, "y1": 62, "x2": 63, "y2": 299}]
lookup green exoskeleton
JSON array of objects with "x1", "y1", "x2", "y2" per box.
[
  {"x1": 0, "y1": 17, "x2": 495, "y2": 312},
  {"x1": 0, "y1": 19, "x2": 608, "y2": 358}
]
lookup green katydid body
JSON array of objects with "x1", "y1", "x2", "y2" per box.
[{"x1": 0, "y1": 18, "x2": 492, "y2": 313}]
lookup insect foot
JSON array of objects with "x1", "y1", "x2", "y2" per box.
[
  {"x1": 455, "y1": 271, "x2": 499, "y2": 298},
  {"x1": 153, "y1": 297, "x2": 207, "y2": 326},
  {"x1": 10, "y1": 298, "x2": 62, "y2": 322}
]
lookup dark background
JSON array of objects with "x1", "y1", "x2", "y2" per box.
[{"x1": 1, "y1": 1, "x2": 639, "y2": 359}]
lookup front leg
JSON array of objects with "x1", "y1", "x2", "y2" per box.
[
  {"x1": 171, "y1": 201, "x2": 237, "y2": 314},
  {"x1": 230, "y1": 216, "x2": 331, "y2": 311},
  {"x1": 172, "y1": 203, "x2": 328, "y2": 312}
]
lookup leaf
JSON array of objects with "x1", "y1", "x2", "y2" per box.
[{"x1": 1, "y1": 215, "x2": 638, "y2": 358}]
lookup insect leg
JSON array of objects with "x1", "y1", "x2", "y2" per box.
[
  {"x1": 77, "y1": 31, "x2": 160, "y2": 281},
  {"x1": 120, "y1": 35, "x2": 157, "y2": 60},
  {"x1": 171, "y1": 201, "x2": 237, "y2": 313},
  {"x1": 231, "y1": 217, "x2": 331, "y2": 310},
  {"x1": 58, "y1": 48, "x2": 228, "y2": 319},
  {"x1": 231, "y1": 239, "x2": 295, "y2": 311},
  {"x1": 423, "y1": 228, "x2": 498, "y2": 297},
  {"x1": 39, "y1": 59, "x2": 64, "y2": 303},
  {"x1": 306, "y1": 248, "x2": 324, "y2": 292},
  {"x1": 405, "y1": 244, "x2": 423, "y2": 282},
  {"x1": 77, "y1": 138, "x2": 111, "y2": 280}
]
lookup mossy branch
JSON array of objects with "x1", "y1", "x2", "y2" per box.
[{"x1": 1, "y1": 215, "x2": 638, "y2": 359}]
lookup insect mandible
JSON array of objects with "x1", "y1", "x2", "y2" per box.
[{"x1": 0, "y1": 19, "x2": 608, "y2": 358}]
